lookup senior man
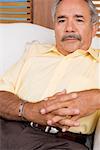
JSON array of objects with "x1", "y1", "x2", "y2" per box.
[{"x1": 0, "y1": 0, "x2": 100, "y2": 150}]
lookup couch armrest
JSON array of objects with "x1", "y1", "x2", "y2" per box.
[{"x1": 93, "y1": 118, "x2": 100, "y2": 150}]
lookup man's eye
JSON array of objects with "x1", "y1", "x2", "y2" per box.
[
  {"x1": 77, "y1": 19, "x2": 84, "y2": 22},
  {"x1": 58, "y1": 19, "x2": 65, "y2": 23}
]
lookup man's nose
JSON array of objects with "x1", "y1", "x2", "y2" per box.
[{"x1": 64, "y1": 20, "x2": 76, "y2": 32}]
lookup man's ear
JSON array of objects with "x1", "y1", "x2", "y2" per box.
[{"x1": 92, "y1": 23, "x2": 99, "y2": 37}]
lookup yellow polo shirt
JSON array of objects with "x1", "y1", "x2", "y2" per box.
[{"x1": 0, "y1": 42, "x2": 100, "y2": 134}]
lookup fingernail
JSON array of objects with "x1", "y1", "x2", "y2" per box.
[
  {"x1": 47, "y1": 120, "x2": 52, "y2": 125},
  {"x1": 62, "y1": 128, "x2": 66, "y2": 132},
  {"x1": 40, "y1": 108, "x2": 46, "y2": 114}
]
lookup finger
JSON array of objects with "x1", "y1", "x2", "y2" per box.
[
  {"x1": 59, "y1": 118, "x2": 80, "y2": 127},
  {"x1": 44, "y1": 89, "x2": 67, "y2": 101},
  {"x1": 40, "y1": 93, "x2": 78, "y2": 114},
  {"x1": 55, "y1": 124, "x2": 70, "y2": 132},
  {"x1": 71, "y1": 115, "x2": 80, "y2": 121},
  {"x1": 61, "y1": 126, "x2": 70, "y2": 132},
  {"x1": 55, "y1": 92, "x2": 78, "y2": 102},
  {"x1": 47, "y1": 115, "x2": 64, "y2": 126},
  {"x1": 52, "y1": 108, "x2": 80, "y2": 116},
  {"x1": 42, "y1": 90, "x2": 67, "y2": 107}
]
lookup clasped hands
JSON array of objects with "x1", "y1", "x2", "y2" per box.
[{"x1": 39, "y1": 89, "x2": 99, "y2": 132}]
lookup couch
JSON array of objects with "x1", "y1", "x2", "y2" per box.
[{"x1": 0, "y1": 23, "x2": 100, "y2": 150}]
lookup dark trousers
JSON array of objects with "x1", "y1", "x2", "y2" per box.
[{"x1": 0, "y1": 118, "x2": 88, "y2": 150}]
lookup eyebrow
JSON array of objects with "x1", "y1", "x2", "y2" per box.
[
  {"x1": 57, "y1": 14, "x2": 84, "y2": 20},
  {"x1": 75, "y1": 15, "x2": 84, "y2": 18},
  {"x1": 57, "y1": 15, "x2": 66, "y2": 19}
]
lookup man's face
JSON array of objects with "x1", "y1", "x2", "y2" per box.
[{"x1": 54, "y1": 0, "x2": 97, "y2": 55}]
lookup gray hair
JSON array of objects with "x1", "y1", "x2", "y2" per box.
[{"x1": 51, "y1": 0, "x2": 99, "y2": 24}]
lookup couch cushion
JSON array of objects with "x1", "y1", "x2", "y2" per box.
[{"x1": 0, "y1": 23, "x2": 55, "y2": 75}]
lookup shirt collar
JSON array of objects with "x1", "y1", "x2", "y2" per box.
[
  {"x1": 88, "y1": 47, "x2": 100, "y2": 61},
  {"x1": 48, "y1": 46, "x2": 100, "y2": 61}
]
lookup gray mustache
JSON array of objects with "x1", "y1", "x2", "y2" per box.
[{"x1": 61, "y1": 34, "x2": 81, "y2": 41}]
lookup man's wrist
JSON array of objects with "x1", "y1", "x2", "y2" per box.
[{"x1": 18, "y1": 101, "x2": 27, "y2": 121}]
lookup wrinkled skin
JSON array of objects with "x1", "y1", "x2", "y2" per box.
[{"x1": 40, "y1": 89, "x2": 100, "y2": 131}]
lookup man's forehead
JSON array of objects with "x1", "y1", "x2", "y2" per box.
[
  {"x1": 56, "y1": 0, "x2": 89, "y2": 9},
  {"x1": 55, "y1": 0, "x2": 90, "y2": 17}
]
